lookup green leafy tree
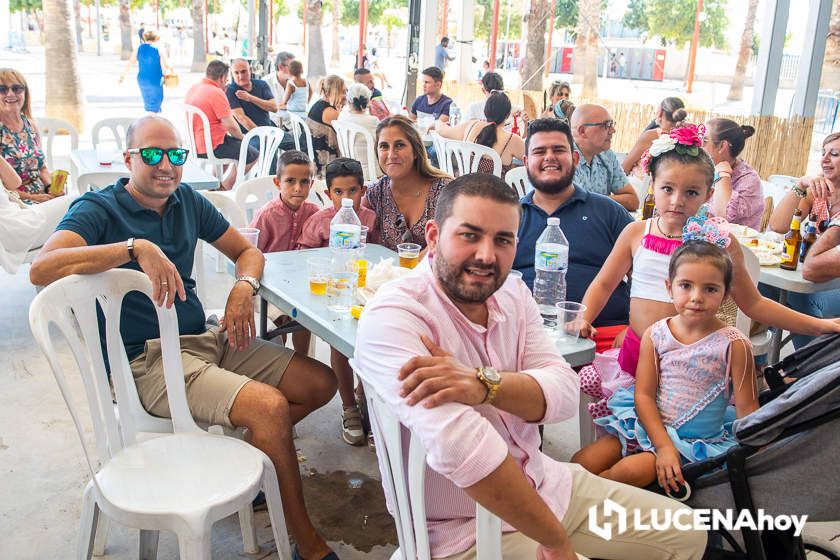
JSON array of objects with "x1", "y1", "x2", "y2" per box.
[
  {"x1": 339, "y1": 0, "x2": 401, "y2": 26},
  {"x1": 621, "y1": 0, "x2": 728, "y2": 49},
  {"x1": 553, "y1": 0, "x2": 578, "y2": 30},
  {"x1": 474, "y1": 0, "x2": 522, "y2": 41},
  {"x1": 10, "y1": 0, "x2": 42, "y2": 11}
]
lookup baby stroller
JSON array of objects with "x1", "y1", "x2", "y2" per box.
[{"x1": 651, "y1": 333, "x2": 840, "y2": 560}]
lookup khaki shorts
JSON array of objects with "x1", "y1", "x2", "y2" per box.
[{"x1": 130, "y1": 325, "x2": 295, "y2": 429}]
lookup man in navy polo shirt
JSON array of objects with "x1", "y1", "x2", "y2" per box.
[
  {"x1": 513, "y1": 118, "x2": 632, "y2": 352},
  {"x1": 30, "y1": 116, "x2": 339, "y2": 560},
  {"x1": 409, "y1": 66, "x2": 453, "y2": 126}
]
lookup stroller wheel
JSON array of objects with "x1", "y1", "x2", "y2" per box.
[{"x1": 803, "y1": 535, "x2": 840, "y2": 560}]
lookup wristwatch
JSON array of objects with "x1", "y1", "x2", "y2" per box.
[
  {"x1": 126, "y1": 237, "x2": 138, "y2": 261},
  {"x1": 475, "y1": 366, "x2": 502, "y2": 404},
  {"x1": 828, "y1": 217, "x2": 840, "y2": 230},
  {"x1": 235, "y1": 275, "x2": 260, "y2": 296}
]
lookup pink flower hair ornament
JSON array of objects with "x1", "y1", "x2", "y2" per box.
[
  {"x1": 640, "y1": 122, "x2": 707, "y2": 174},
  {"x1": 682, "y1": 215, "x2": 731, "y2": 249}
]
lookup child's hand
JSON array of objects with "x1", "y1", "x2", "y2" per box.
[
  {"x1": 655, "y1": 446, "x2": 684, "y2": 493},
  {"x1": 578, "y1": 319, "x2": 597, "y2": 339}
]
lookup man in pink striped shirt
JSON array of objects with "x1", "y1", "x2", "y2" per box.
[{"x1": 352, "y1": 174, "x2": 706, "y2": 559}]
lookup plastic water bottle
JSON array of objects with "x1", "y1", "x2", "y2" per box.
[
  {"x1": 450, "y1": 104, "x2": 461, "y2": 126},
  {"x1": 533, "y1": 217, "x2": 569, "y2": 329},
  {"x1": 329, "y1": 198, "x2": 362, "y2": 272}
]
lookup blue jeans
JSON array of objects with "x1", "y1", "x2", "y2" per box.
[{"x1": 758, "y1": 283, "x2": 840, "y2": 349}]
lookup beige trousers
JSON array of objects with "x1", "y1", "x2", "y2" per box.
[{"x1": 441, "y1": 463, "x2": 707, "y2": 560}]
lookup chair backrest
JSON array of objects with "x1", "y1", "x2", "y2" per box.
[
  {"x1": 761, "y1": 179, "x2": 788, "y2": 209},
  {"x1": 234, "y1": 176, "x2": 279, "y2": 223},
  {"x1": 234, "y1": 126, "x2": 286, "y2": 187},
  {"x1": 90, "y1": 118, "x2": 135, "y2": 151},
  {"x1": 332, "y1": 120, "x2": 379, "y2": 182},
  {"x1": 76, "y1": 171, "x2": 128, "y2": 193},
  {"x1": 504, "y1": 166, "x2": 531, "y2": 198},
  {"x1": 288, "y1": 113, "x2": 315, "y2": 161},
  {"x1": 358, "y1": 375, "x2": 503, "y2": 559},
  {"x1": 200, "y1": 190, "x2": 247, "y2": 228},
  {"x1": 767, "y1": 174, "x2": 798, "y2": 191},
  {"x1": 182, "y1": 104, "x2": 237, "y2": 177},
  {"x1": 28, "y1": 270, "x2": 201, "y2": 489},
  {"x1": 35, "y1": 117, "x2": 79, "y2": 170},
  {"x1": 429, "y1": 131, "x2": 450, "y2": 174},
  {"x1": 736, "y1": 247, "x2": 761, "y2": 337},
  {"x1": 445, "y1": 139, "x2": 503, "y2": 177}
]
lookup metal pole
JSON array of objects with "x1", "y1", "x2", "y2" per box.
[
  {"x1": 790, "y1": 0, "x2": 832, "y2": 118},
  {"x1": 544, "y1": 0, "x2": 556, "y2": 77},
  {"x1": 95, "y1": 0, "x2": 100, "y2": 55},
  {"x1": 269, "y1": 0, "x2": 273, "y2": 49},
  {"x1": 686, "y1": 0, "x2": 702, "y2": 93},
  {"x1": 358, "y1": 0, "x2": 368, "y2": 69},
  {"x1": 489, "y1": 0, "x2": 499, "y2": 70},
  {"x1": 248, "y1": 0, "x2": 255, "y2": 57}
]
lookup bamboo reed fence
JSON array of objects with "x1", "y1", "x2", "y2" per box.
[{"x1": 442, "y1": 82, "x2": 815, "y2": 179}]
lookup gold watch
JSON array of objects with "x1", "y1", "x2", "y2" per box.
[{"x1": 476, "y1": 366, "x2": 502, "y2": 404}]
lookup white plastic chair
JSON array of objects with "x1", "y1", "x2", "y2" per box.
[
  {"x1": 234, "y1": 176, "x2": 279, "y2": 224},
  {"x1": 35, "y1": 117, "x2": 79, "y2": 170},
  {"x1": 357, "y1": 374, "x2": 503, "y2": 560},
  {"x1": 332, "y1": 120, "x2": 379, "y2": 181},
  {"x1": 90, "y1": 118, "x2": 136, "y2": 151},
  {"x1": 28, "y1": 269, "x2": 291, "y2": 560},
  {"x1": 233, "y1": 126, "x2": 286, "y2": 187},
  {"x1": 182, "y1": 104, "x2": 238, "y2": 180},
  {"x1": 767, "y1": 174, "x2": 798, "y2": 191},
  {"x1": 445, "y1": 139, "x2": 503, "y2": 178},
  {"x1": 736, "y1": 247, "x2": 773, "y2": 357},
  {"x1": 764, "y1": 175, "x2": 797, "y2": 208},
  {"x1": 504, "y1": 166, "x2": 531, "y2": 198},
  {"x1": 429, "y1": 131, "x2": 450, "y2": 175},
  {"x1": 76, "y1": 171, "x2": 128, "y2": 193},
  {"x1": 200, "y1": 190, "x2": 248, "y2": 275},
  {"x1": 288, "y1": 113, "x2": 315, "y2": 161}
]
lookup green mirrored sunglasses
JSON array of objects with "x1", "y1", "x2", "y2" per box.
[{"x1": 127, "y1": 147, "x2": 190, "y2": 166}]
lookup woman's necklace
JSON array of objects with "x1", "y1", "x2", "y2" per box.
[{"x1": 656, "y1": 216, "x2": 682, "y2": 239}]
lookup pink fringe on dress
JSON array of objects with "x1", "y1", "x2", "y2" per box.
[{"x1": 641, "y1": 234, "x2": 683, "y2": 255}]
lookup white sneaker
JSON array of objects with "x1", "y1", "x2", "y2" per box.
[{"x1": 341, "y1": 406, "x2": 365, "y2": 446}]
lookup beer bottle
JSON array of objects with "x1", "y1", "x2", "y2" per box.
[
  {"x1": 799, "y1": 214, "x2": 819, "y2": 263},
  {"x1": 780, "y1": 209, "x2": 803, "y2": 271},
  {"x1": 641, "y1": 186, "x2": 656, "y2": 220}
]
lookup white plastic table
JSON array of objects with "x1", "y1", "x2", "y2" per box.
[
  {"x1": 70, "y1": 149, "x2": 220, "y2": 191},
  {"x1": 258, "y1": 246, "x2": 596, "y2": 366},
  {"x1": 758, "y1": 266, "x2": 840, "y2": 363}
]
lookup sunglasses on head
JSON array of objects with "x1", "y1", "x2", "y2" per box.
[
  {"x1": 326, "y1": 159, "x2": 363, "y2": 174},
  {"x1": 0, "y1": 84, "x2": 25, "y2": 95},
  {"x1": 127, "y1": 147, "x2": 190, "y2": 166}
]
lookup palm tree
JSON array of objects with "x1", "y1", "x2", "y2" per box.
[
  {"x1": 576, "y1": 0, "x2": 599, "y2": 98},
  {"x1": 191, "y1": 0, "x2": 206, "y2": 73},
  {"x1": 306, "y1": 0, "x2": 327, "y2": 79},
  {"x1": 727, "y1": 0, "x2": 758, "y2": 101},
  {"x1": 821, "y1": 0, "x2": 840, "y2": 91},
  {"x1": 44, "y1": 0, "x2": 85, "y2": 130},
  {"x1": 330, "y1": 0, "x2": 341, "y2": 67},
  {"x1": 522, "y1": 0, "x2": 548, "y2": 92},
  {"x1": 119, "y1": 0, "x2": 132, "y2": 60}
]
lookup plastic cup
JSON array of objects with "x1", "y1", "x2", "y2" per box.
[
  {"x1": 327, "y1": 271, "x2": 358, "y2": 313},
  {"x1": 238, "y1": 227, "x2": 260, "y2": 247},
  {"x1": 397, "y1": 243, "x2": 421, "y2": 269},
  {"x1": 307, "y1": 257, "x2": 330, "y2": 295},
  {"x1": 360, "y1": 226, "x2": 369, "y2": 248},
  {"x1": 555, "y1": 302, "x2": 587, "y2": 341},
  {"x1": 96, "y1": 144, "x2": 113, "y2": 167},
  {"x1": 508, "y1": 269, "x2": 523, "y2": 281}
]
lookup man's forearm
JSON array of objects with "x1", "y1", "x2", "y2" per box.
[
  {"x1": 251, "y1": 96, "x2": 278, "y2": 112},
  {"x1": 234, "y1": 246, "x2": 265, "y2": 279},
  {"x1": 803, "y1": 226, "x2": 840, "y2": 282},
  {"x1": 31, "y1": 241, "x2": 131, "y2": 286},
  {"x1": 492, "y1": 372, "x2": 547, "y2": 422},
  {"x1": 465, "y1": 455, "x2": 571, "y2": 551},
  {"x1": 232, "y1": 112, "x2": 256, "y2": 132},
  {"x1": 612, "y1": 192, "x2": 639, "y2": 211}
]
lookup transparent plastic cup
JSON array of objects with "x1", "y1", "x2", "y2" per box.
[
  {"x1": 555, "y1": 301, "x2": 587, "y2": 341},
  {"x1": 397, "y1": 243, "x2": 421, "y2": 269},
  {"x1": 307, "y1": 257, "x2": 331, "y2": 295},
  {"x1": 327, "y1": 271, "x2": 358, "y2": 313},
  {"x1": 238, "y1": 227, "x2": 260, "y2": 247}
]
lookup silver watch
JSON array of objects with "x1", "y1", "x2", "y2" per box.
[
  {"x1": 235, "y1": 275, "x2": 260, "y2": 296},
  {"x1": 828, "y1": 218, "x2": 840, "y2": 230}
]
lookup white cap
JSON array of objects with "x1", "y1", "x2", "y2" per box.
[
  {"x1": 341, "y1": 198, "x2": 354, "y2": 207},
  {"x1": 547, "y1": 217, "x2": 560, "y2": 226}
]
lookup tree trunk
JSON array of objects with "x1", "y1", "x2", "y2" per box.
[
  {"x1": 820, "y1": 0, "x2": 840, "y2": 91},
  {"x1": 581, "y1": 0, "x2": 599, "y2": 98},
  {"x1": 44, "y1": 0, "x2": 84, "y2": 130},
  {"x1": 437, "y1": 0, "x2": 448, "y2": 40},
  {"x1": 522, "y1": 0, "x2": 548, "y2": 92},
  {"x1": 191, "y1": 0, "x2": 206, "y2": 72},
  {"x1": 73, "y1": 0, "x2": 83, "y2": 51},
  {"x1": 727, "y1": 0, "x2": 758, "y2": 101},
  {"x1": 118, "y1": 0, "x2": 132, "y2": 59},
  {"x1": 306, "y1": 0, "x2": 327, "y2": 79},
  {"x1": 571, "y1": 18, "x2": 585, "y2": 84},
  {"x1": 330, "y1": 0, "x2": 341, "y2": 66}
]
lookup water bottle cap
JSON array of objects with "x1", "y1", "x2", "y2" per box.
[
  {"x1": 547, "y1": 217, "x2": 560, "y2": 226},
  {"x1": 341, "y1": 198, "x2": 354, "y2": 207}
]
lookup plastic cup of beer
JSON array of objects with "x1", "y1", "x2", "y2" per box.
[
  {"x1": 555, "y1": 302, "x2": 587, "y2": 341},
  {"x1": 307, "y1": 257, "x2": 330, "y2": 295},
  {"x1": 397, "y1": 243, "x2": 421, "y2": 269},
  {"x1": 354, "y1": 259, "x2": 368, "y2": 288},
  {"x1": 238, "y1": 227, "x2": 260, "y2": 247}
]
